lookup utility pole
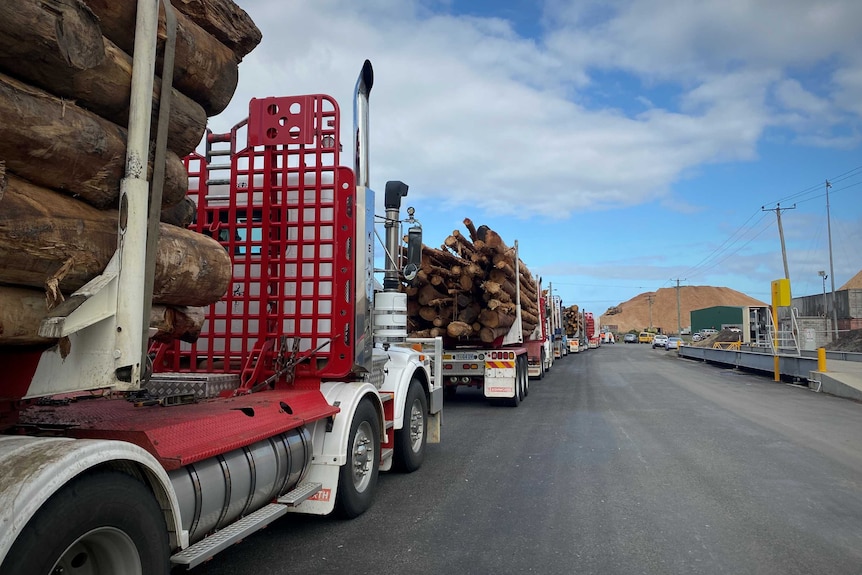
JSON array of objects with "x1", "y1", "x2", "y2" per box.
[
  {"x1": 825, "y1": 180, "x2": 838, "y2": 341},
  {"x1": 673, "y1": 278, "x2": 685, "y2": 336},
  {"x1": 818, "y1": 270, "x2": 828, "y2": 344},
  {"x1": 647, "y1": 294, "x2": 654, "y2": 330},
  {"x1": 762, "y1": 203, "x2": 796, "y2": 280}
]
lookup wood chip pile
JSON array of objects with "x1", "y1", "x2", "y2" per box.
[
  {"x1": 0, "y1": 0, "x2": 261, "y2": 345},
  {"x1": 406, "y1": 219, "x2": 541, "y2": 343}
]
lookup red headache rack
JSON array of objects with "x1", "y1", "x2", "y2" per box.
[{"x1": 153, "y1": 95, "x2": 357, "y2": 392}]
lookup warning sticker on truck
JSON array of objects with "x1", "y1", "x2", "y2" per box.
[{"x1": 309, "y1": 488, "x2": 331, "y2": 502}]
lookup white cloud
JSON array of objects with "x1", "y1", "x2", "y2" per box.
[{"x1": 211, "y1": 0, "x2": 862, "y2": 219}]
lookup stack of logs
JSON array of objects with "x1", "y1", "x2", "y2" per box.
[
  {"x1": 0, "y1": 0, "x2": 261, "y2": 346},
  {"x1": 563, "y1": 305, "x2": 580, "y2": 336},
  {"x1": 406, "y1": 219, "x2": 541, "y2": 343}
]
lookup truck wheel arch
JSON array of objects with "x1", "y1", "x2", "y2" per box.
[
  {"x1": 317, "y1": 381, "x2": 386, "y2": 467},
  {"x1": 0, "y1": 436, "x2": 186, "y2": 564}
]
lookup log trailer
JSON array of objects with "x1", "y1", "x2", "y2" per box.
[
  {"x1": 0, "y1": 6, "x2": 442, "y2": 571},
  {"x1": 548, "y1": 289, "x2": 565, "y2": 359},
  {"x1": 439, "y1": 258, "x2": 549, "y2": 406},
  {"x1": 585, "y1": 312, "x2": 599, "y2": 348}
]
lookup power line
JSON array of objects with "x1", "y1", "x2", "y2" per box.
[
  {"x1": 680, "y1": 164, "x2": 861, "y2": 283},
  {"x1": 678, "y1": 209, "x2": 768, "y2": 279},
  {"x1": 767, "y1": 164, "x2": 862, "y2": 206}
]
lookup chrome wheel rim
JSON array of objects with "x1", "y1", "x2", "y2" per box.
[
  {"x1": 408, "y1": 399, "x2": 424, "y2": 452},
  {"x1": 351, "y1": 420, "x2": 374, "y2": 492},
  {"x1": 51, "y1": 527, "x2": 142, "y2": 575}
]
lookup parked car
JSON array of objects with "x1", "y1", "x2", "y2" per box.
[
  {"x1": 624, "y1": 333, "x2": 637, "y2": 344},
  {"x1": 638, "y1": 332, "x2": 652, "y2": 344},
  {"x1": 665, "y1": 336, "x2": 682, "y2": 350},
  {"x1": 652, "y1": 334, "x2": 669, "y2": 349}
]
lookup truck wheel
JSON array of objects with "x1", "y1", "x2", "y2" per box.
[
  {"x1": 515, "y1": 369, "x2": 527, "y2": 401},
  {"x1": 336, "y1": 398, "x2": 380, "y2": 518},
  {"x1": 521, "y1": 357, "x2": 529, "y2": 397},
  {"x1": 538, "y1": 351, "x2": 545, "y2": 380},
  {"x1": 2, "y1": 470, "x2": 170, "y2": 575},
  {"x1": 508, "y1": 370, "x2": 522, "y2": 407},
  {"x1": 394, "y1": 378, "x2": 428, "y2": 473}
]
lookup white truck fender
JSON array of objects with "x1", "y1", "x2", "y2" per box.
[
  {"x1": 377, "y1": 346, "x2": 427, "y2": 431},
  {"x1": 289, "y1": 382, "x2": 382, "y2": 516},
  {"x1": 316, "y1": 381, "x2": 383, "y2": 467},
  {"x1": 0, "y1": 435, "x2": 187, "y2": 563}
]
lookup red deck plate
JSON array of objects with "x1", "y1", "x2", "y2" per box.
[{"x1": 18, "y1": 389, "x2": 338, "y2": 470}]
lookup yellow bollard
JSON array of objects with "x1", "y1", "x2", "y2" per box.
[
  {"x1": 817, "y1": 347, "x2": 827, "y2": 372},
  {"x1": 774, "y1": 355, "x2": 780, "y2": 382}
]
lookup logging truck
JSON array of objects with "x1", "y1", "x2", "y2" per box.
[
  {"x1": 0, "y1": 3, "x2": 442, "y2": 570},
  {"x1": 437, "y1": 260, "x2": 549, "y2": 405},
  {"x1": 563, "y1": 304, "x2": 581, "y2": 353},
  {"x1": 548, "y1": 290, "x2": 565, "y2": 359}
]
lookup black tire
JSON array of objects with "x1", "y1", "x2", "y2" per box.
[
  {"x1": 394, "y1": 379, "x2": 428, "y2": 473},
  {"x1": 538, "y1": 351, "x2": 545, "y2": 380},
  {"x1": 521, "y1": 357, "x2": 529, "y2": 397},
  {"x1": 2, "y1": 470, "x2": 170, "y2": 575},
  {"x1": 507, "y1": 382, "x2": 521, "y2": 407},
  {"x1": 336, "y1": 398, "x2": 380, "y2": 518}
]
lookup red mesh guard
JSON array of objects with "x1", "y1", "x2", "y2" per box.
[{"x1": 156, "y1": 95, "x2": 355, "y2": 387}]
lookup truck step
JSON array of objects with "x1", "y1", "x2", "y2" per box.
[
  {"x1": 277, "y1": 481, "x2": 322, "y2": 506},
  {"x1": 170, "y1": 503, "x2": 289, "y2": 569}
]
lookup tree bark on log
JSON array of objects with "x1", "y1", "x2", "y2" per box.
[
  {"x1": 148, "y1": 304, "x2": 205, "y2": 343},
  {"x1": 0, "y1": 285, "x2": 205, "y2": 345},
  {"x1": 422, "y1": 245, "x2": 464, "y2": 269},
  {"x1": 457, "y1": 302, "x2": 482, "y2": 324},
  {"x1": 417, "y1": 283, "x2": 449, "y2": 306},
  {"x1": 0, "y1": 72, "x2": 188, "y2": 209},
  {"x1": 158, "y1": 196, "x2": 197, "y2": 228},
  {"x1": 480, "y1": 326, "x2": 511, "y2": 343},
  {"x1": 0, "y1": 174, "x2": 230, "y2": 306},
  {"x1": 0, "y1": 286, "x2": 55, "y2": 345},
  {"x1": 446, "y1": 321, "x2": 475, "y2": 338},
  {"x1": 0, "y1": 1, "x2": 207, "y2": 156},
  {"x1": 169, "y1": 0, "x2": 262, "y2": 58},
  {"x1": 521, "y1": 309, "x2": 539, "y2": 326},
  {"x1": 407, "y1": 219, "x2": 547, "y2": 343},
  {"x1": 463, "y1": 218, "x2": 479, "y2": 242},
  {"x1": 478, "y1": 308, "x2": 516, "y2": 329},
  {"x1": 83, "y1": 0, "x2": 240, "y2": 115}
]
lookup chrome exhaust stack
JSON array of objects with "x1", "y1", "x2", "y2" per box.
[{"x1": 352, "y1": 60, "x2": 375, "y2": 371}]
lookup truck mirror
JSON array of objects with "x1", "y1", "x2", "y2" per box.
[
  {"x1": 403, "y1": 263, "x2": 418, "y2": 282},
  {"x1": 404, "y1": 224, "x2": 422, "y2": 283}
]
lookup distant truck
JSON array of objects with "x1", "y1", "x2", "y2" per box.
[
  {"x1": 439, "y1": 247, "x2": 549, "y2": 405},
  {"x1": 549, "y1": 292, "x2": 565, "y2": 359}
]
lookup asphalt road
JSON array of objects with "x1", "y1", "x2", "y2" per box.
[{"x1": 190, "y1": 344, "x2": 862, "y2": 575}]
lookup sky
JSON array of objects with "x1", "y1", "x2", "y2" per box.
[{"x1": 207, "y1": 0, "x2": 862, "y2": 317}]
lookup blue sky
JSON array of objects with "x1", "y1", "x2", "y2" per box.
[{"x1": 209, "y1": 0, "x2": 862, "y2": 317}]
